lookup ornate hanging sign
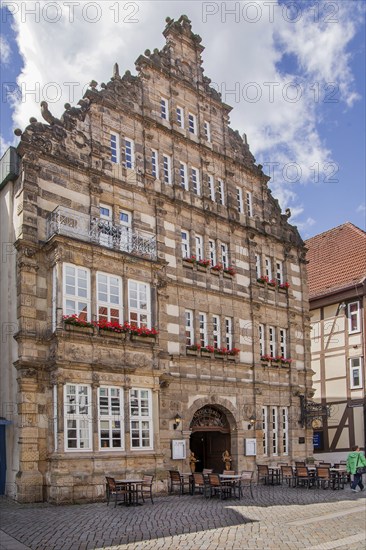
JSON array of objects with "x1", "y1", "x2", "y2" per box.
[{"x1": 190, "y1": 406, "x2": 230, "y2": 432}]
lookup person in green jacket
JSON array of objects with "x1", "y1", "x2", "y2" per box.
[{"x1": 346, "y1": 445, "x2": 366, "y2": 492}]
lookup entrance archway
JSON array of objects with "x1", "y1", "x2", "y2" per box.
[{"x1": 189, "y1": 405, "x2": 231, "y2": 473}]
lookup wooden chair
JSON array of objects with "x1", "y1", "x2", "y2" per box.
[
  {"x1": 202, "y1": 468, "x2": 213, "y2": 474},
  {"x1": 239, "y1": 471, "x2": 254, "y2": 499},
  {"x1": 168, "y1": 470, "x2": 189, "y2": 495},
  {"x1": 191, "y1": 472, "x2": 208, "y2": 496},
  {"x1": 295, "y1": 461, "x2": 306, "y2": 468},
  {"x1": 223, "y1": 470, "x2": 235, "y2": 475},
  {"x1": 316, "y1": 466, "x2": 331, "y2": 489},
  {"x1": 208, "y1": 473, "x2": 232, "y2": 499},
  {"x1": 295, "y1": 466, "x2": 314, "y2": 488},
  {"x1": 105, "y1": 476, "x2": 127, "y2": 507},
  {"x1": 320, "y1": 462, "x2": 331, "y2": 467},
  {"x1": 281, "y1": 465, "x2": 295, "y2": 487},
  {"x1": 257, "y1": 465, "x2": 270, "y2": 485},
  {"x1": 140, "y1": 474, "x2": 154, "y2": 504}
]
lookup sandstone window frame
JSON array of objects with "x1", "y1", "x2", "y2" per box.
[
  {"x1": 212, "y1": 315, "x2": 221, "y2": 349},
  {"x1": 225, "y1": 317, "x2": 233, "y2": 349},
  {"x1": 129, "y1": 388, "x2": 153, "y2": 450},
  {"x1": 204, "y1": 120, "x2": 211, "y2": 142},
  {"x1": 262, "y1": 406, "x2": 268, "y2": 456},
  {"x1": 246, "y1": 191, "x2": 253, "y2": 217},
  {"x1": 208, "y1": 174, "x2": 215, "y2": 201},
  {"x1": 191, "y1": 166, "x2": 200, "y2": 195},
  {"x1": 217, "y1": 179, "x2": 225, "y2": 205},
  {"x1": 259, "y1": 323, "x2": 265, "y2": 357},
  {"x1": 276, "y1": 260, "x2": 284, "y2": 285},
  {"x1": 279, "y1": 328, "x2": 287, "y2": 358},
  {"x1": 128, "y1": 280, "x2": 151, "y2": 328},
  {"x1": 195, "y1": 234, "x2": 204, "y2": 261},
  {"x1": 220, "y1": 242, "x2": 229, "y2": 269},
  {"x1": 199, "y1": 312, "x2": 208, "y2": 347},
  {"x1": 96, "y1": 271, "x2": 123, "y2": 324},
  {"x1": 209, "y1": 239, "x2": 216, "y2": 267},
  {"x1": 64, "y1": 383, "x2": 92, "y2": 452},
  {"x1": 188, "y1": 112, "x2": 197, "y2": 134},
  {"x1": 99, "y1": 203, "x2": 113, "y2": 248},
  {"x1": 160, "y1": 97, "x2": 169, "y2": 120},
  {"x1": 180, "y1": 162, "x2": 188, "y2": 190},
  {"x1": 98, "y1": 386, "x2": 124, "y2": 451},
  {"x1": 255, "y1": 253, "x2": 262, "y2": 279},
  {"x1": 181, "y1": 230, "x2": 190, "y2": 259},
  {"x1": 124, "y1": 138, "x2": 135, "y2": 169},
  {"x1": 63, "y1": 263, "x2": 91, "y2": 321},
  {"x1": 151, "y1": 149, "x2": 158, "y2": 179},
  {"x1": 110, "y1": 132, "x2": 120, "y2": 164},
  {"x1": 272, "y1": 406, "x2": 278, "y2": 456},
  {"x1": 119, "y1": 210, "x2": 132, "y2": 252},
  {"x1": 176, "y1": 105, "x2": 184, "y2": 128},
  {"x1": 185, "y1": 309, "x2": 194, "y2": 346},
  {"x1": 163, "y1": 154, "x2": 172, "y2": 185},
  {"x1": 265, "y1": 256, "x2": 272, "y2": 279},
  {"x1": 282, "y1": 407, "x2": 289, "y2": 455},
  {"x1": 269, "y1": 326, "x2": 276, "y2": 357},
  {"x1": 236, "y1": 187, "x2": 243, "y2": 213}
]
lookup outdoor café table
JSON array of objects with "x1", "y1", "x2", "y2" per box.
[
  {"x1": 329, "y1": 468, "x2": 346, "y2": 489},
  {"x1": 219, "y1": 474, "x2": 242, "y2": 499},
  {"x1": 115, "y1": 479, "x2": 143, "y2": 506}
]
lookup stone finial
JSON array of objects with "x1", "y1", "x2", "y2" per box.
[
  {"x1": 89, "y1": 80, "x2": 98, "y2": 89},
  {"x1": 285, "y1": 208, "x2": 291, "y2": 219},
  {"x1": 113, "y1": 62, "x2": 120, "y2": 79},
  {"x1": 14, "y1": 128, "x2": 22, "y2": 136}
]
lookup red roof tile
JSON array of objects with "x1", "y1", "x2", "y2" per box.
[{"x1": 305, "y1": 222, "x2": 366, "y2": 299}]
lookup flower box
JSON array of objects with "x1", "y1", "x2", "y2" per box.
[
  {"x1": 182, "y1": 260, "x2": 194, "y2": 269},
  {"x1": 210, "y1": 268, "x2": 220, "y2": 276},
  {"x1": 186, "y1": 348, "x2": 198, "y2": 356},
  {"x1": 223, "y1": 271, "x2": 233, "y2": 279},
  {"x1": 214, "y1": 352, "x2": 225, "y2": 359},
  {"x1": 227, "y1": 354, "x2": 236, "y2": 361},
  {"x1": 99, "y1": 329, "x2": 127, "y2": 340},
  {"x1": 65, "y1": 323, "x2": 94, "y2": 335},
  {"x1": 197, "y1": 264, "x2": 208, "y2": 272},
  {"x1": 201, "y1": 350, "x2": 213, "y2": 358},
  {"x1": 131, "y1": 334, "x2": 156, "y2": 343}
]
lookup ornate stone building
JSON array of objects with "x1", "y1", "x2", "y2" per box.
[{"x1": 0, "y1": 15, "x2": 313, "y2": 503}]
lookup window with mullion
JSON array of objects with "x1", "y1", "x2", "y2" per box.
[
  {"x1": 276, "y1": 261, "x2": 284, "y2": 285},
  {"x1": 181, "y1": 230, "x2": 190, "y2": 259},
  {"x1": 221, "y1": 243, "x2": 229, "y2": 268},
  {"x1": 246, "y1": 191, "x2": 253, "y2": 217},
  {"x1": 255, "y1": 254, "x2": 262, "y2": 279},
  {"x1": 163, "y1": 154, "x2": 172, "y2": 184},
  {"x1": 199, "y1": 313, "x2": 208, "y2": 347},
  {"x1": 272, "y1": 407, "x2": 278, "y2": 455},
  {"x1": 64, "y1": 384, "x2": 92, "y2": 451},
  {"x1": 151, "y1": 149, "x2": 158, "y2": 179},
  {"x1": 213, "y1": 315, "x2": 221, "y2": 349},
  {"x1": 160, "y1": 97, "x2": 169, "y2": 120},
  {"x1": 185, "y1": 310, "x2": 194, "y2": 346},
  {"x1": 282, "y1": 407, "x2": 288, "y2": 455},
  {"x1": 110, "y1": 133, "x2": 120, "y2": 163},
  {"x1": 176, "y1": 106, "x2": 184, "y2": 128},
  {"x1": 217, "y1": 179, "x2": 225, "y2": 205},
  {"x1": 191, "y1": 167, "x2": 200, "y2": 195},
  {"x1": 262, "y1": 406, "x2": 268, "y2": 456},
  {"x1": 259, "y1": 323, "x2": 265, "y2": 357},
  {"x1": 269, "y1": 326, "x2": 276, "y2": 357},
  {"x1": 63, "y1": 264, "x2": 91, "y2": 321},
  {"x1": 97, "y1": 272, "x2": 123, "y2": 324},
  {"x1": 130, "y1": 388, "x2": 153, "y2": 449},
  {"x1": 204, "y1": 120, "x2": 211, "y2": 142},
  {"x1": 180, "y1": 162, "x2": 188, "y2": 190},
  {"x1": 279, "y1": 328, "x2": 287, "y2": 358},
  {"x1": 98, "y1": 387, "x2": 124, "y2": 450},
  {"x1": 209, "y1": 239, "x2": 216, "y2": 267},
  {"x1": 128, "y1": 280, "x2": 151, "y2": 328},
  {"x1": 188, "y1": 112, "x2": 197, "y2": 134},
  {"x1": 208, "y1": 175, "x2": 215, "y2": 201},
  {"x1": 195, "y1": 234, "x2": 204, "y2": 261},
  {"x1": 124, "y1": 138, "x2": 134, "y2": 169},
  {"x1": 265, "y1": 257, "x2": 272, "y2": 279},
  {"x1": 236, "y1": 187, "x2": 243, "y2": 213},
  {"x1": 225, "y1": 317, "x2": 233, "y2": 350}
]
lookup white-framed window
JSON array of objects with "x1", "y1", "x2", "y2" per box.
[
  {"x1": 163, "y1": 154, "x2": 172, "y2": 184},
  {"x1": 259, "y1": 323, "x2": 265, "y2": 357},
  {"x1": 255, "y1": 254, "x2": 262, "y2": 279},
  {"x1": 63, "y1": 264, "x2": 91, "y2": 320},
  {"x1": 180, "y1": 162, "x2": 188, "y2": 190},
  {"x1": 350, "y1": 357, "x2": 363, "y2": 389},
  {"x1": 204, "y1": 120, "x2": 211, "y2": 142},
  {"x1": 120, "y1": 210, "x2": 132, "y2": 252},
  {"x1": 221, "y1": 242, "x2": 229, "y2": 269},
  {"x1": 176, "y1": 106, "x2": 184, "y2": 128},
  {"x1": 185, "y1": 310, "x2": 194, "y2": 346},
  {"x1": 209, "y1": 239, "x2": 217, "y2": 267},
  {"x1": 124, "y1": 138, "x2": 134, "y2": 169},
  {"x1": 282, "y1": 407, "x2": 288, "y2": 455},
  {"x1": 246, "y1": 191, "x2": 253, "y2": 217},
  {"x1": 225, "y1": 317, "x2": 233, "y2": 350},
  {"x1": 236, "y1": 187, "x2": 243, "y2": 213},
  {"x1": 265, "y1": 257, "x2": 272, "y2": 279},
  {"x1": 199, "y1": 312, "x2": 208, "y2": 347},
  {"x1": 269, "y1": 326, "x2": 276, "y2": 357},
  {"x1": 160, "y1": 97, "x2": 169, "y2": 120},
  {"x1": 181, "y1": 230, "x2": 190, "y2": 259},
  {"x1": 195, "y1": 234, "x2": 204, "y2": 261},
  {"x1": 279, "y1": 328, "x2": 287, "y2": 358},
  {"x1": 208, "y1": 175, "x2": 215, "y2": 201},
  {"x1": 99, "y1": 203, "x2": 113, "y2": 248},
  {"x1": 64, "y1": 384, "x2": 92, "y2": 451},
  {"x1": 276, "y1": 261, "x2": 284, "y2": 285},
  {"x1": 151, "y1": 149, "x2": 158, "y2": 179},
  {"x1": 130, "y1": 388, "x2": 153, "y2": 449},
  {"x1": 99, "y1": 387, "x2": 124, "y2": 450},
  {"x1": 128, "y1": 280, "x2": 151, "y2": 328},
  {"x1": 262, "y1": 406, "x2": 268, "y2": 456},
  {"x1": 272, "y1": 407, "x2": 278, "y2": 455},
  {"x1": 213, "y1": 315, "x2": 221, "y2": 349},
  {"x1": 191, "y1": 167, "x2": 200, "y2": 195},
  {"x1": 97, "y1": 272, "x2": 123, "y2": 324},
  {"x1": 217, "y1": 179, "x2": 225, "y2": 205},
  {"x1": 348, "y1": 302, "x2": 360, "y2": 333},
  {"x1": 188, "y1": 112, "x2": 197, "y2": 134},
  {"x1": 110, "y1": 133, "x2": 120, "y2": 163}
]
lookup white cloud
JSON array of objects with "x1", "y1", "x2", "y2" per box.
[
  {"x1": 0, "y1": 35, "x2": 11, "y2": 64},
  {"x1": 356, "y1": 203, "x2": 366, "y2": 213},
  {"x1": 2, "y1": 0, "x2": 363, "y2": 216}
]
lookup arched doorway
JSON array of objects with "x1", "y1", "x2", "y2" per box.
[{"x1": 189, "y1": 405, "x2": 231, "y2": 473}]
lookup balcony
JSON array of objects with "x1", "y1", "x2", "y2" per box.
[{"x1": 47, "y1": 206, "x2": 157, "y2": 260}]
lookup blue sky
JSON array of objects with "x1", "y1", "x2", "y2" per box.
[{"x1": 1, "y1": 1, "x2": 365, "y2": 238}]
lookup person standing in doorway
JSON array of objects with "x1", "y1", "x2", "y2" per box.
[{"x1": 346, "y1": 445, "x2": 366, "y2": 492}]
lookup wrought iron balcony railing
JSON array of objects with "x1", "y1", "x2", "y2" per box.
[{"x1": 47, "y1": 206, "x2": 157, "y2": 260}]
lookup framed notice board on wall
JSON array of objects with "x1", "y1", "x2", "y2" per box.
[
  {"x1": 244, "y1": 438, "x2": 257, "y2": 456},
  {"x1": 172, "y1": 440, "x2": 187, "y2": 459}
]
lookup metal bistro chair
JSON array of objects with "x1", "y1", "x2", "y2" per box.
[
  {"x1": 191, "y1": 472, "x2": 208, "y2": 496},
  {"x1": 316, "y1": 466, "x2": 331, "y2": 489},
  {"x1": 208, "y1": 473, "x2": 232, "y2": 499},
  {"x1": 257, "y1": 464, "x2": 270, "y2": 485},
  {"x1": 105, "y1": 476, "x2": 128, "y2": 507},
  {"x1": 239, "y1": 471, "x2": 254, "y2": 499},
  {"x1": 140, "y1": 474, "x2": 154, "y2": 504},
  {"x1": 295, "y1": 466, "x2": 314, "y2": 489},
  {"x1": 295, "y1": 461, "x2": 306, "y2": 468},
  {"x1": 168, "y1": 470, "x2": 190, "y2": 495}
]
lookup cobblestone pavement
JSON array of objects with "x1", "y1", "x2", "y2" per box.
[{"x1": 0, "y1": 485, "x2": 365, "y2": 550}]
